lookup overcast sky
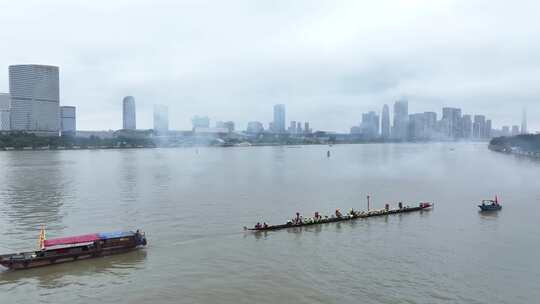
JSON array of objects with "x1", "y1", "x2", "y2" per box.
[{"x1": 0, "y1": 0, "x2": 538, "y2": 132}]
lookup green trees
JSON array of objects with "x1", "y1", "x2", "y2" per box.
[
  {"x1": 489, "y1": 134, "x2": 540, "y2": 152},
  {"x1": 0, "y1": 132, "x2": 157, "y2": 150}
]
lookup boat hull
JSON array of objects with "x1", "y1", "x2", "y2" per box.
[
  {"x1": 246, "y1": 204, "x2": 432, "y2": 232},
  {"x1": 0, "y1": 232, "x2": 147, "y2": 271},
  {"x1": 478, "y1": 205, "x2": 502, "y2": 211},
  {"x1": 0, "y1": 246, "x2": 142, "y2": 270}
]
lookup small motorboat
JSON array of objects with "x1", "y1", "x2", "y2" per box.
[{"x1": 478, "y1": 196, "x2": 502, "y2": 211}]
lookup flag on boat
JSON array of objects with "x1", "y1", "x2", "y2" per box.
[{"x1": 38, "y1": 226, "x2": 46, "y2": 250}]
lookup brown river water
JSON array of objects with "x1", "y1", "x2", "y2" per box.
[{"x1": 0, "y1": 143, "x2": 539, "y2": 304}]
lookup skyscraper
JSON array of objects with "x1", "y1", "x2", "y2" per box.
[
  {"x1": 521, "y1": 108, "x2": 528, "y2": 134},
  {"x1": 153, "y1": 104, "x2": 169, "y2": 134},
  {"x1": 511, "y1": 125, "x2": 520, "y2": 136},
  {"x1": 289, "y1": 120, "x2": 296, "y2": 134},
  {"x1": 223, "y1": 121, "x2": 235, "y2": 133},
  {"x1": 273, "y1": 104, "x2": 286, "y2": 133},
  {"x1": 60, "y1": 106, "x2": 76, "y2": 135},
  {"x1": 0, "y1": 93, "x2": 10, "y2": 131},
  {"x1": 122, "y1": 96, "x2": 136, "y2": 130},
  {"x1": 9, "y1": 64, "x2": 60, "y2": 136},
  {"x1": 361, "y1": 111, "x2": 380, "y2": 139},
  {"x1": 381, "y1": 104, "x2": 390, "y2": 139},
  {"x1": 502, "y1": 126, "x2": 510, "y2": 136},
  {"x1": 461, "y1": 114, "x2": 472, "y2": 139},
  {"x1": 485, "y1": 119, "x2": 492, "y2": 138},
  {"x1": 304, "y1": 122, "x2": 310, "y2": 134},
  {"x1": 473, "y1": 115, "x2": 486, "y2": 138},
  {"x1": 392, "y1": 99, "x2": 408, "y2": 140},
  {"x1": 442, "y1": 107, "x2": 462, "y2": 139},
  {"x1": 409, "y1": 113, "x2": 427, "y2": 140},
  {"x1": 424, "y1": 112, "x2": 437, "y2": 139}
]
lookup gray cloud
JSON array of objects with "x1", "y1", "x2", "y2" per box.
[{"x1": 0, "y1": 0, "x2": 538, "y2": 132}]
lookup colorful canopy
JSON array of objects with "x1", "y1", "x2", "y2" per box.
[
  {"x1": 98, "y1": 231, "x2": 134, "y2": 239},
  {"x1": 44, "y1": 233, "x2": 100, "y2": 248},
  {"x1": 42, "y1": 230, "x2": 137, "y2": 248}
]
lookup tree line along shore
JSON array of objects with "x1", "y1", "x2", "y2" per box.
[
  {"x1": 489, "y1": 134, "x2": 540, "y2": 158},
  {"x1": 0, "y1": 130, "x2": 409, "y2": 151}
]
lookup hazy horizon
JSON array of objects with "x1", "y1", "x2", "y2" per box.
[{"x1": 0, "y1": 0, "x2": 538, "y2": 132}]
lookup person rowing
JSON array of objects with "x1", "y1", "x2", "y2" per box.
[
  {"x1": 254, "y1": 222, "x2": 262, "y2": 229},
  {"x1": 335, "y1": 209, "x2": 342, "y2": 218},
  {"x1": 294, "y1": 212, "x2": 302, "y2": 224},
  {"x1": 263, "y1": 222, "x2": 268, "y2": 228}
]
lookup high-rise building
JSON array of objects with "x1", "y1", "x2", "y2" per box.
[
  {"x1": 511, "y1": 125, "x2": 520, "y2": 136},
  {"x1": 392, "y1": 99, "x2": 408, "y2": 140},
  {"x1": 304, "y1": 122, "x2": 311, "y2": 134},
  {"x1": 0, "y1": 93, "x2": 10, "y2": 131},
  {"x1": 273, "y1": 104, "x2": 286, "y2": 133},
  {"x1": 122, "y1": 96, "x2": 136, "y2": 130},
  {"x1": 361, "y1": 111, "x2": 380, "y2": 139},
  {"x1": 224, "y1": 121, "x2": 235, "y2": 133},
  {"x1": 485, "y1": 120, "x2": 492, "y2": 138},
  {"x1": 473, "y1": 115, "x2": 486, "y2": 138},
  {"x1": 289, "y1": 120, "x2": 296, "y2": 134},
  {"x1": 462, "y1": 114, "x2": 472, "y2": 139},
  {"x1": 438, "y1": 118, "x2": 451, "y2": 140},
  {"x1": 501, "y1": 126, "x2": 510, "y2": 136},
  {"x1": 350, "y1": 126, "x2": 362, "y2": 134},
  {"x1": 9, "y1": 64, "x2": 60, "y2": 136},
  {"x1": 442, "y1": 107, "x2": 462, "y2": 139},
  {"x1": 424, "y1": 112, "x2": 437, "y2": 139},
  {"x1": 521, "y1": 108, "x2": 528, "y2": 134},
  {"x1": 409, "y1": 113, "x2": 427, "y2": 140},
  {"x1": 60, "y1": 106, "x2": 76, "y2": 135},
  {"x1": 296, "y1": 122, "x2": 302, "y2": 134},
  {"x1": 153, "y1": 104, "x2": 169, "y2": 134},
  {"x1": 247, "y1": 121, "x2": 264, "y2": 134},
  {"x1": 192, "y1": 116, "x2": 210, "y2": 129},
  {"x1": 381, "y1": 104, "x2": 390, "y2": 139}
]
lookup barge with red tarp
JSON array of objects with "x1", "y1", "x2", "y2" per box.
[
  {"x1": 244, "y1": 202, "x2": 433, "y2": 232},
  {"x1": 0, "y1": 229, "x2": 147, "y2": 270}
]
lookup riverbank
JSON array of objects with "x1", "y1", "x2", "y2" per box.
[
  {"x1": 0, "y1": 139, "x2": 491, "y2": 152},
  {"x1": 489, "y1": 134, "x2": 540, "y2": 159}
]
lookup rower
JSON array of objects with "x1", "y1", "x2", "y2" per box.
[
  {"x1": 295, "y1": 212, "x2": 301, "y2": 224},
  {"x1": 335, "y1": 209, "x2": 342, "y2": 218},
  {"x1": 255, "y1": 222, "x2": 262, "y2": 229},
  {"x1": 314, "y1": 212, "x2": 320, "y2": 220},
  {"x1": 263, "y1": 222, "x2": 268, "y2": 228}
]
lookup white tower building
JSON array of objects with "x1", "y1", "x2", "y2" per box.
[{"x1": 122, "y1": 96, "x2": 136, "y2": 130}]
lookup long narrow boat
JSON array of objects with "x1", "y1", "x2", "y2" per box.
[
  {"x1": 244, "y1": 202, "x2": 433, "y2": 232},
  {"x1": 0, "y1": 229, "x2": 147, "y2": 270}
]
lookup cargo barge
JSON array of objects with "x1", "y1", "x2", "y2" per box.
[
  {"x1": 245, "y1": 202, "x2": 433, "y2": 232},
  {"x1": 0, "y1": 229, "x2": 147, "y2": 270}
]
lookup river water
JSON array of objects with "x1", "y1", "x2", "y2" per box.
[{"x1": 0, "y1": 143, "x2": 539, "y2": 304}]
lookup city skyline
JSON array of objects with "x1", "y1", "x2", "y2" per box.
[
  {"x1": 0, "y1": 64, "x2": 533, "y2": 133},
  {"x1": 0, "y1": 1, "x2": 539, "y2": 132},
  {"x1": 0, "y1": 64, "x2": 531, "y2": 136}
]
